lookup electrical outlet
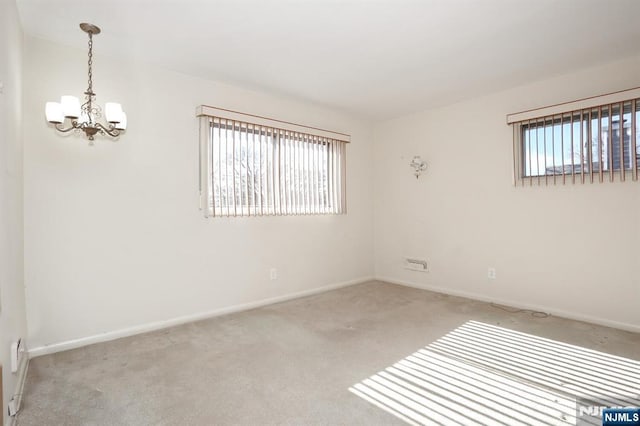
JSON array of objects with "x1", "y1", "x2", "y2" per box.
[
  {"x1": 269, "y1": 268, "x2": 278, "y2": 280},
  {"x1": 488, "y1": 267, "x2": 496, "y2": 280}
]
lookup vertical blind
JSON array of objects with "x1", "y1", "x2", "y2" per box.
[
  {"x1": 507, "y1": 87, "x2": 640, "y2": 186},
  {"x1": 197, "y1": 106, "x2": 348, "y2": 217}
]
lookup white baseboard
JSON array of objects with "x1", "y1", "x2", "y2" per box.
[
  {"x1": 377, "y1": 276, "x2": 640, "y2": 334},
  {"x1": 28, "y1": 276, "x2": 374, "y2": 358}
]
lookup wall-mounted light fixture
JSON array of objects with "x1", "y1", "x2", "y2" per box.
[
  {"x1": 409, "y1": 156, "x2": 427, "y2": 179},
  {"x1": 45, "y1": 23, "x2": 126, "y2": 144}
]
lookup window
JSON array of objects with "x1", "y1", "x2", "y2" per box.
[
  {"x1": 508, "y1": 88, "x2": 640, "y2": 185},
  {"x1": 197, "y1": 106, "x2": 348, "y2": 217}
]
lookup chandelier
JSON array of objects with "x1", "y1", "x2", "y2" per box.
[{"x1": 45, "y1": 23, "x2": 126, "y2": 144}]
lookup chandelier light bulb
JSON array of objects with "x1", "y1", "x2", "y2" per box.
[
  {"x1": 60, "y1": 95, "x2": 81, "y2": 119},
  {"x1": 115, "y1": 112, "x2": 127, "y2": 130},
  {"x1": 105, "y1": 102, "x2": 123, "y2": 123},
  {"x1": 45, "y1": 102, "x2": 64, "y2": 124}
]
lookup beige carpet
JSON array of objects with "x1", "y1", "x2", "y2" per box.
[{"x1": 17, "y1": 281, "x2": 640, "y2": 425}]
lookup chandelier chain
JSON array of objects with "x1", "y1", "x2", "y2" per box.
[{"x1": 87, "y1": 32, "x2": 93, "y2": 94}]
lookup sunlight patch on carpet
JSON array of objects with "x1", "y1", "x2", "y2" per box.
[{"x1": 350, "y1": 321, "x2": 640, "y2": 425}]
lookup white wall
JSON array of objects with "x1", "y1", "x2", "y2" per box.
[
  {"x1": 0, "y1": 0, "x2": 27, "y2": 419},
  {"x1": 22, "y1": 31, "x2": 640, "y2": 357},
  {"x1": 374, "y1": 55, "x2": 640, "y2": 331},
  {"x1": 23, "y1": 36, "x2": 374, "y2": 353}
]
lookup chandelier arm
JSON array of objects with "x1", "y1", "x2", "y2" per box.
[
  {"x1": 55, "y1": 122, "x2": 80, "y2": 133},
  {"x1": 95, "y1": 122, "x2": 121, "y2": 137}
]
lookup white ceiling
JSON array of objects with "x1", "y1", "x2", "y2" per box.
[{"x1": 16, "y1": 0, "x2": 640, "y2": 119}]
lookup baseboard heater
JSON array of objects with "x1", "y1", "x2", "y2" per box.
[{"x1": 8, "y1": 339, "x2": 28, "y2": 420}]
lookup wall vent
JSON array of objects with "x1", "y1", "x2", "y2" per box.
[{"x1": 404, "y1": 258, "x2": 428, "y2": 272}]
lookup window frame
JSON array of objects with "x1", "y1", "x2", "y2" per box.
[
  {"x1": 197, "y1": 106, "x2": 349, "y2": 217},
  {"x1": 508, "y1": 88, "x2": 640, "y2": 186}
]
